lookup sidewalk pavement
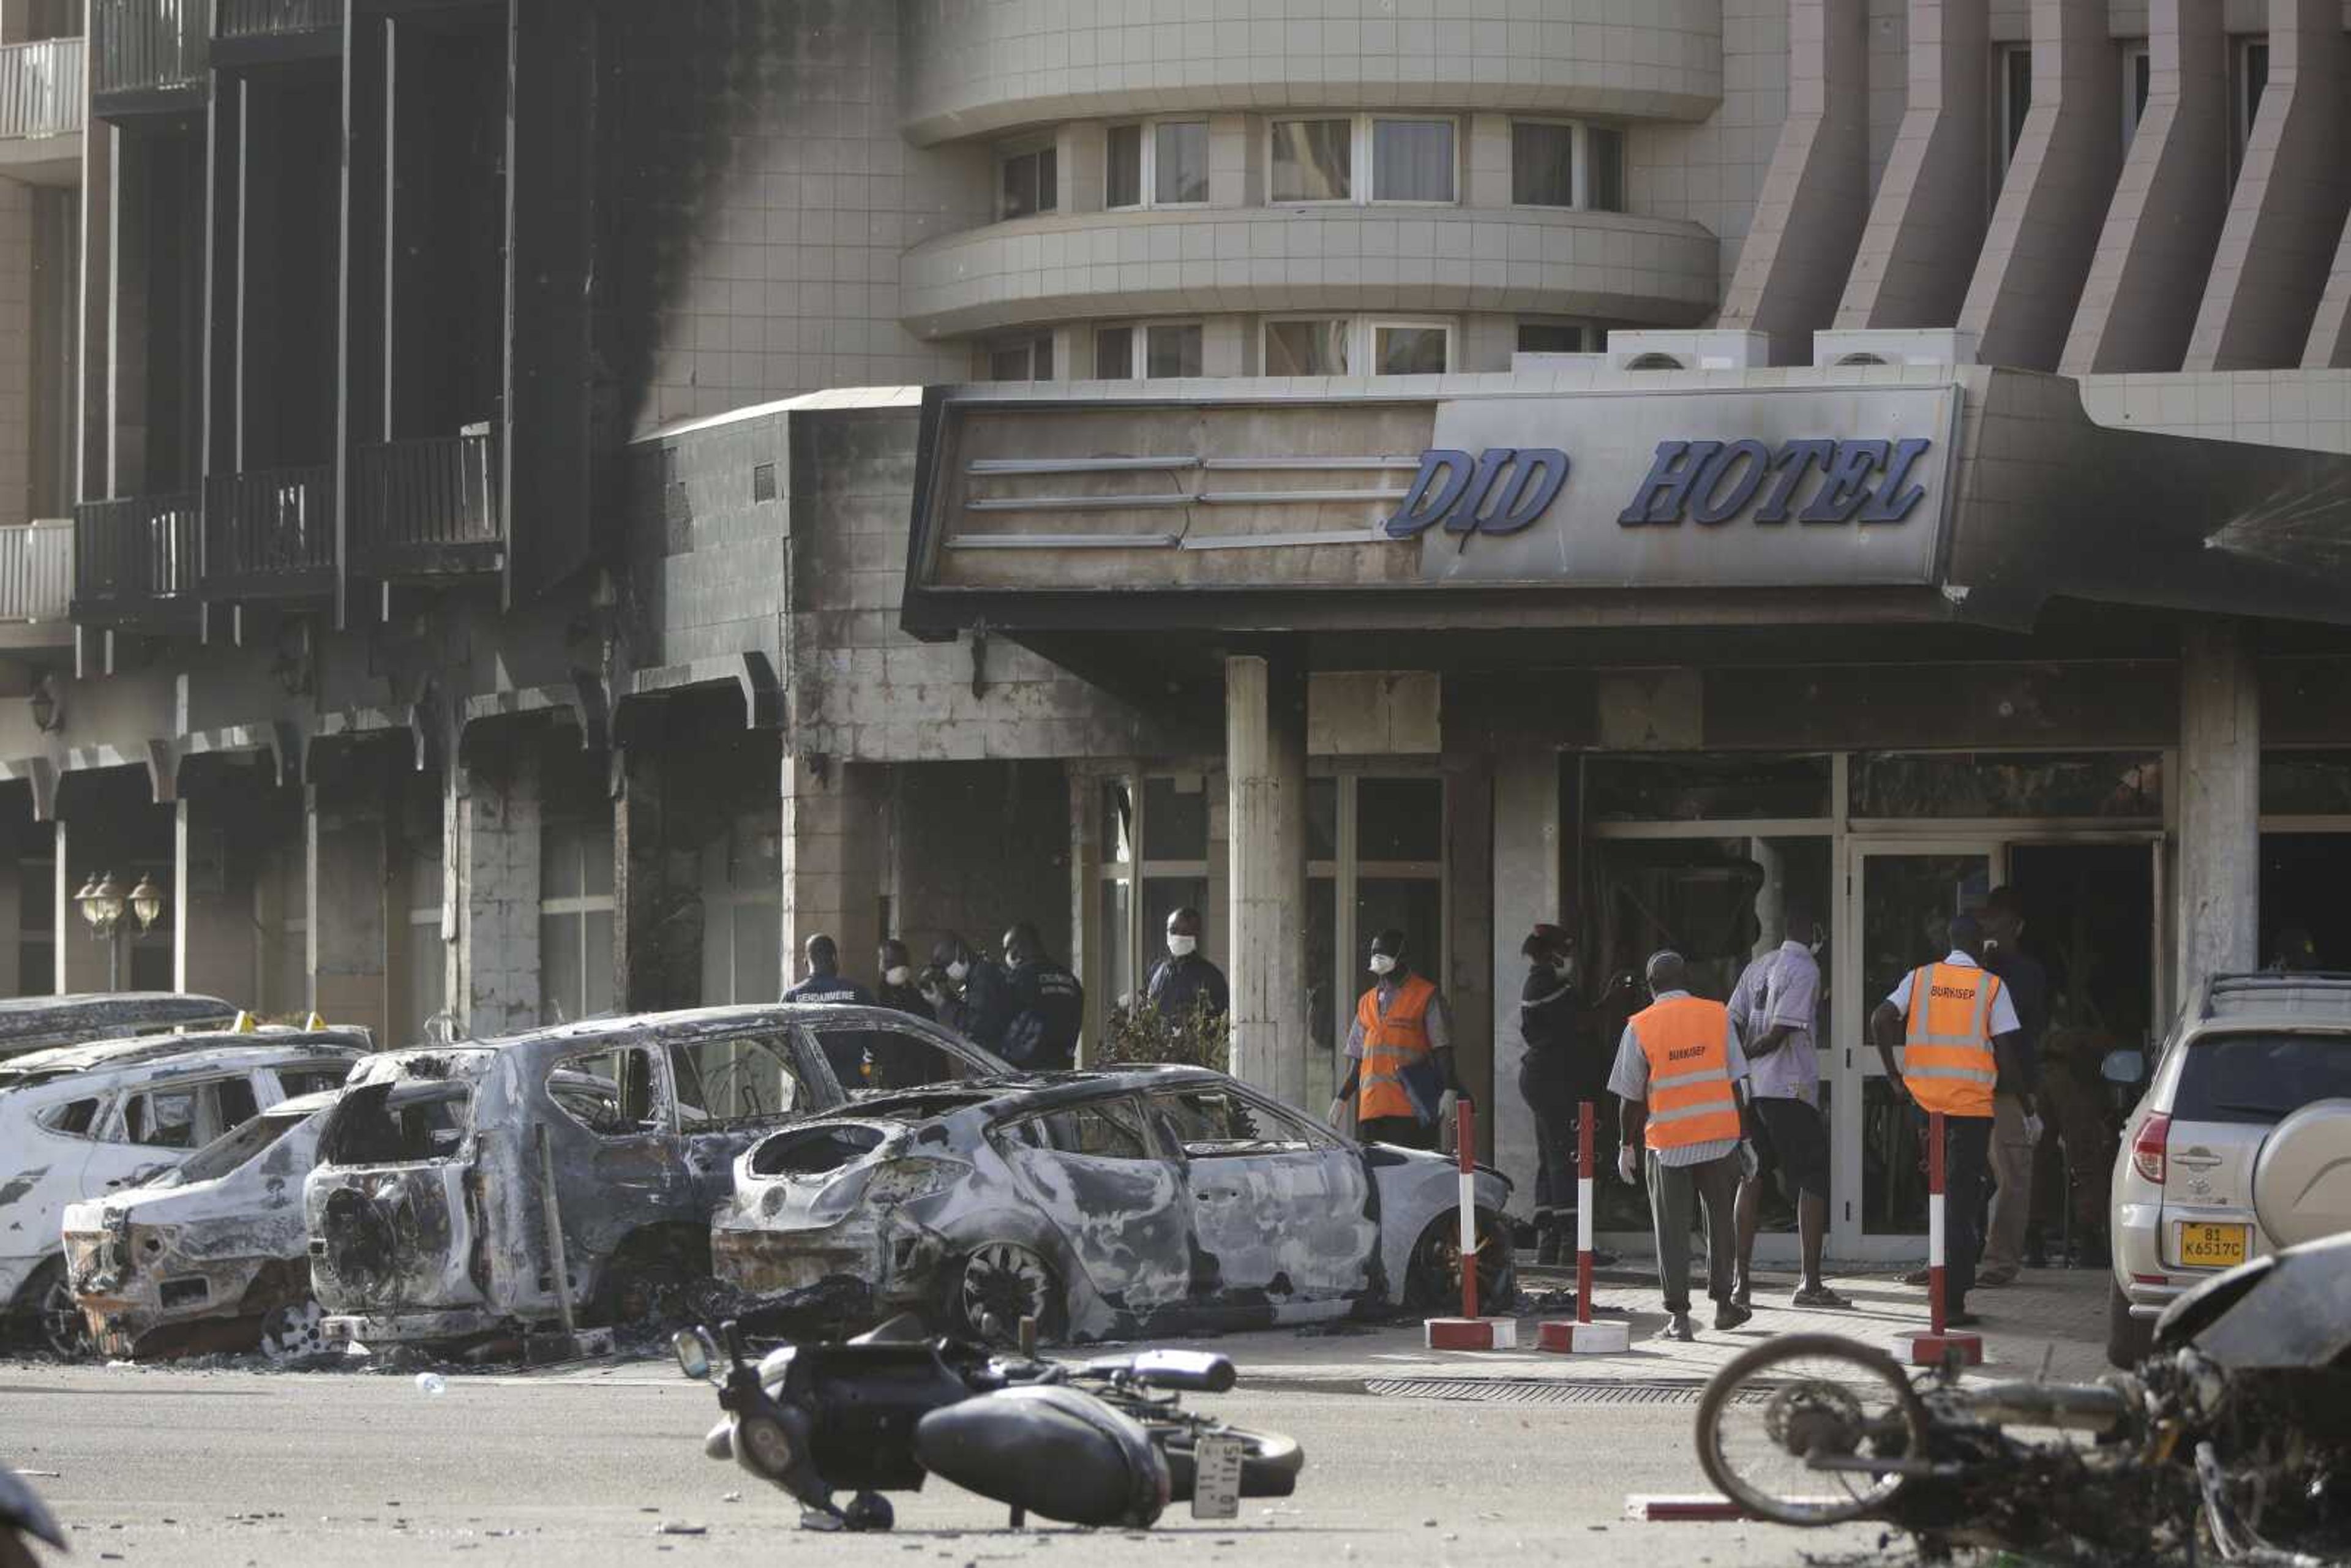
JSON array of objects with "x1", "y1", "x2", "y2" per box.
[{"x1": 1123, "y1": 1258, "x2": 2116, "y2": 1388}]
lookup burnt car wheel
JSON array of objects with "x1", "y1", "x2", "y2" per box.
[
  {"x1": 260, "y1": 1299, "x2": 330, "y2": 1365},
  {"x1": 22, "y1": 1259, "x2": 91, "y2": 1360},
  {"x1": 950, "y1": 1243, "x2": 1066, "y2": 1344},
  {"x1": 1401, "y1": 1207, "x2": 1516, "y2": 1318}
]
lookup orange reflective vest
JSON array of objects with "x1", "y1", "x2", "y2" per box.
[
  {"x1": 1901, "y1": 962, "x2": 2002, "y2": 1118},
  {"x1": 1632, "y1": 995, "x2": 1743, "y2": 1150},
  {"x1": 1357, "y1": 975, "x2": 1438, "y2": 1123}
]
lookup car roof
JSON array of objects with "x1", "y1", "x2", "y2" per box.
[
  {"x1": 0, "y1": 1029, "x2": 373, "y2": 1089},
  {"x1": 800, "y1": 1063, "x2": 1233, "y2": 1124},
  {"x1": 2199, "y1": 973, "x2": 2351, "y2": 1026},
  {"x1": 0, "y1": 993, "x2": 240, "y2": 1055},
  {"x1": 439, "y1": 1003, "x2": 1018, "y2": 1068}
]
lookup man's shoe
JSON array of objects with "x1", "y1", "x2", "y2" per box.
[
  {"x1": 1790, "y1": 1285, "x2": 1853, "y2": 1310},
  {"x1": 1714, "y1": 1300, "x2": 1754, "y2": 1332},
  {"x1": 1535, "y1": 1229, "x2": 1562, "y2": 1268},
  {"x1": 1654, "y1": 1313, "x2": 1697, "y2": 1343},
  {"x1": 1975, "y1": 1265, "x2": 2020, "y2": 1288},
  {"x1": 1900, "y1": 1267, "x2": 1932, "y2": 1286},
  {"x1": 2021, "y1": 1236, "x2": 2050, "y2": 1269},
  {"x1": 1944, "y1": 1309, "x2": 1982, "y2": 1328}
]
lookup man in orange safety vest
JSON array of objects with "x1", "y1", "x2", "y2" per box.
[
  {"x1": 1608, "y1": 950, "x2": 1758, "y2": 1342},
  {"x1": 1870, "y1": 912, "x2": 2027, "y2": 1328},
  {"x1": 1329, "y1": 928, "x2": 1460, "y2": 1151}
]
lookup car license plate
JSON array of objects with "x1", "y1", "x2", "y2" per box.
[
  {"x1": 2178, "y1": 1221, "x2": 2250, "y2": 1269},
  {"x1": 1191, "y1": 1435, "x2": 1244, "y2": 1521}
]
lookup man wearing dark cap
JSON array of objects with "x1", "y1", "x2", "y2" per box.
[
  {"x1": 1329, "y1": 928, "x2": 1459, "y2": 1150},
  {"x1": 1870, "y1": 913, "x2": 2027, "y2": 1327},
  {"x1": 1517, "y1": 923, "x2": 1591, "y2": 1266}
]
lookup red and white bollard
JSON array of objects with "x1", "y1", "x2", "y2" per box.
[
  {"x1": 1540, "y1": 1100, "x2": 1628, "y2": 1354},
  {"x1": 1900, "y1": 1109, "x2": 1984, "y2": 1367},
  {"x1": 1424, "y1": 1097, "x2": 1518, "y2": 1350}
]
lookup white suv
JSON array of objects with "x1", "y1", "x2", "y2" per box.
[{"x1": 2107, "y1": 973, "x2": 2351, "y2": 1366}]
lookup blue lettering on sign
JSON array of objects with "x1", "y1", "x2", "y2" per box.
[
  {"x1": 1382, "y1": 447, "x2": 1572, "y2": 540},
  {"x1": 1618, "y1": 437, "x2": 1932, "y2": 527}
]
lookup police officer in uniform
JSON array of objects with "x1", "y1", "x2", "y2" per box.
[
  {"x1": 931, "y1": 934, "x2": 1014, "y2": 1058},
  {"x1": 1328, "y1": 929, "x2": 1459, "y2": 1151},
  {"x1": 784, "y1": 934, "x2": 877, "y2": 1084},
  {"x1": 1003, "y1": 922, "x2": 1085, "y2": 1071},
  {"x1": 1145, "y1": 907, "x2": 1230, "y2": 1027},
  {"x1": 1870, "y1": 913, "x2": 2028, "y2": 1328},
  {"x1": 1610, "y1": 950, "x2": 1758, "y2": 1341},
  {"x1": 875, "y1": 938, "x2": 932, "y2": 1021}
]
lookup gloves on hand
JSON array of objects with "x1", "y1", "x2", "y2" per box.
[
  {"x1": 2023, "y1": 1113, "x2": 2046, "y2": 1146},
  {"x1": 1325, "y1": 1097, "x2": 1348, "y2": 1130},
  {"x1": 1617, "y1": 1144, "x2": 1640, "y2": 1185},
  {"x1": 1737, "y1": 1139, "x2": 1760, "y2": 1183}
]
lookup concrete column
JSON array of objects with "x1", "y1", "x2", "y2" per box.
[
  {"x1": 2178, "y1": 618, "x2": 2260, "y2": 1003},
  {"x1": 446, "y1": 740, "x2": 541, "y2": 1036},
  {"x1": 2060, "y1": 0, "x2": 2229, "y2": 373},
  {"x1": 1833, "y1": 0, "x2": 1990, "y2": 330},
  {"x1": 308, "y1": 786, "x2": 388, "y2": 1039},
  {"x1": 1488, "y1": 751, "x2": 1561, "y2": 1214},
  {"x1": 171, "y1": 798, "x2": 258, "y2": 1003},
  {"x1": 1224, "y1": 651, "x2": 1308, "y2": 1107},
  {"x1": 2300, "y1": 212, "x2": 2351, "y2": 367},
  {"x1": 778, "y1": 754, "x2": 882, "y2": 997},
  {"x1": 49, "y1": 817, "x2": 64, "y2": 993},
  {"x1": 2183, "y1": 0, "x2": 2351, "y2": 371},
  {"x1": 1719, "y1": 0, "x2": 1870, "y2": 362},
  {"x1": 1957, "y1": 0, "x2": 2122, "y2": 370},
  {"x1": 613, "y1": 740, "x2": 688, "y2": 1013}
]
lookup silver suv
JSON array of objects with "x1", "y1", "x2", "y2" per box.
[{"x1": 2107, "y1": 973, "x2": 2351, "y2": 1366}]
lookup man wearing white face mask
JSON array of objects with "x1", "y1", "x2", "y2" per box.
[
  {"x1": 876, "y1": 938, "x2": 932, "y2": 1022},
  {"x1": 1145, "y1": 907, "x2": 1229, "y2": 1027},
  {"x1": 929, "y1": 934, "x2": 1013, "y2": 1058},
  {"x1": 1329, "y1": 928, "x2": 1458, "y2": 1151}
]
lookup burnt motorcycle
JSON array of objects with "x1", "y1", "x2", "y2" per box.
[
  {"x1": 0, "y1": 1465, "x2": 64, "y2": 1568},
  {"x1": 673, "y1": 1314, "x2": 1303, "y2": 1531},
  {"x1": 1691, "y1": 1231, "x2": 2351, "y2": 1564}
]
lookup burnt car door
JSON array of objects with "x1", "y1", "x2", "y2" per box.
[
  {"x1": 539, "y1": 1041, "x2": 697, "y2": 1280},
  {"x1": 1144, "y1": 1082, "x2": 1379, "y2": 1307},
  {"x1": 991, "y1": 1096, "x2": 1196, "y2": 1322},
  {"x1": 664, "y1": 1027, "x2": 825, "y2": 1211}
]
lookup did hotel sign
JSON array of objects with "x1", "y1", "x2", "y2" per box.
[{"x1": 1382, "y1": 386, "x2": 1959, "y2": 588}]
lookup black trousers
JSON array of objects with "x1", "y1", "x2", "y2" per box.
[
  {"x1": 1359, "y1": 1114, "x2": 1438, "y2": 1151},
  {"x1": 1941, "y1": 1113, "x2": 1995, "y2": 1308},
  {"x1": 1518, "y1": 1058, "x2": 1580, "y2": 1225}
]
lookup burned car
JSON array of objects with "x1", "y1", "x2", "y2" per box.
[
  {"x1": 0, "y1": 992, "x2": 238, "y2": 1062},
  {"x1": 1, "y1": 1029, "x2": 372, "y2": 1354},
  {"x1": 305, "y1": 1005, "x2": 1012, "y2": 1349},
  {"x1": 62, "y1": 1090, "x2": 343, "y2": 1360},
  {"x1": 711, "y1": 1064, "x2": 1515, "y2": 1342}
]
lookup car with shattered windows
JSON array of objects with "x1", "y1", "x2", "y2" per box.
[
  {"x1": 304, "y1": 1005, "x2": 1012, "y2": 1349},
  {"x1": 2107, "y1": 970, "x2": 2351, "y2": 1366},
  {"x1": 62, "y1": 1089, "x2": 346, "y2": 1362},
  {"x1": 711, "y1": 1063, "x2": 1515, "y2": 1342},
  {"x1": 1, "y1": 1027, "x2": 373, "y2": 1354}
]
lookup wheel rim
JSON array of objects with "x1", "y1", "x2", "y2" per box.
[
  {"x1": 1697, "y1": 1340, "x2": 1929, "y2": 1526},
  {"x1": 959, "y1": 1244, "x2": 1052, "y2": 1338},
  {"x1": 260, "y1": 1299, "x2": 327, "y2": 1364},
  {"x1": 1412, "y1": 1211, "x2": 1510, "y2": 1308},
  {"x1": 36, "y1": 1269, "x2": 89, "y2": 1360}
]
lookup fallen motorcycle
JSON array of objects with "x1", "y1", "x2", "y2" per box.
[
  {"x1": 672, "y1": 1313, "x2": 1303, "y2": 1531},
  {"x1": 1689, "y1": 1232, "x2": 2351, "y2": 1564},
  {"x1": 1, "y1": 1465, "x2": 65, "y2": 1568}
]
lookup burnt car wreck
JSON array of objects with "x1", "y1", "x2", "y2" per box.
[
  {"x1": 711, "y1": 1065, "x2": 1515, "y2": 1343},
  {"x1": 304, "y1": 1006, "x2": 1009, "y2": 1349}
]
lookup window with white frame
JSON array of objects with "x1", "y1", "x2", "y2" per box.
[
  {"x1": 700, "y1": 809, "x2": 781, "y2": 1006},
  {"x1": 541, "y1": 817, "x2": 616, "y2": 1025},
  {"x1": 1997, "y1": 45, "x2": 2031, "y2": 177},
  {"x1": 1303, "y1": 774, "x2": 1447, "y2": 1101},
  {"x1": 1092, "y1": 321, "x2": 1204, "y2": 379},
  {"x1": 1510, "y1": 119, "x2": 1626, "y2": 212},
  {"x1": 2121, "y1": 41, "x2": 2150, "y2": 151},
  {"x1": 1515, "y1": 320, "x2": 1597, "y2": 356},
  {"x1": 998, "y1": 140, "x2": 1058, "y2": 220},
  {"x1": 983, "y1": 332, "x2": 1054, "y2": 383},
  {"x1": 1267, "y1": 114, "x2": 1456, "y2": 204},
  {"x1": 1093, "y1": 773, "x2": 1215, "y2": 1043},
  {"x1": 1262, "y1": 315, "x2": 1452, "y2": 377},
  {"x1": 1106, "y1": 119, "x2": 1209, "y2": 209},
  {"x1": 2232, "y1": 38, "x2": 2268, "y2": 174}
]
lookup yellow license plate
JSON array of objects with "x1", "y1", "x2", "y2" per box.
[{"x1": 2178, "y1": 1222, "x2": 2250, "y2": 1269}]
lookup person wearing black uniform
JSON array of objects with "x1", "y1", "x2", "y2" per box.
[
  {"x1": 1517, "y1": 924, "x2": 1585, "y2": 1266},
  {"x1": 1145, "y1": 907, "x2": 1229, "y2": 1027},
  {"x1": 1003, "y1": 923, "x2": 1085, "y2": 1071},
  {"x1": 931, "y1": 934, "x2": 1013, "y2": 1058},
  {"x1": 871, "y1": 937, "x2": 935, "y2": 1089},
  {"x1": 783, "y1": 934, "x2": 876, "y2": 1084},
  {"x1": 875, "y1": 938, "x2": 932, "y2": 1022}
]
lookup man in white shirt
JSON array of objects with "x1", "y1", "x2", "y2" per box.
[{"x1": 1728, "y1": 903, "x2": 1847, "y2": 1310}]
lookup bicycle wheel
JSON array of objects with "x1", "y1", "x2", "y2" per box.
[
  {"x1": 1694, "y1": 1334, "x2": 1932, "y2": 1527},
  {"x1": 1157, "y1": 1423, "x2": 1305, "y2": 1501}
]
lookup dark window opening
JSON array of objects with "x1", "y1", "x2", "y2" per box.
[{"x1": 319, "y1": 1079, "x2": 474, "y2": 1165}]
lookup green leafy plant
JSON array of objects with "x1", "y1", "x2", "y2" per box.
[{"x1": 1095, "y1": 993, "x2": 1230, "y2": 1073}]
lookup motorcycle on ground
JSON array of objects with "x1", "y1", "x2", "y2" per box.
[
  {"x1": 0, "y1": 1466, "x2": 64, "y2": 1568},
  {"x1": 1689, "y1": 1231, "x2": 2351, "y2": 1564},
  {"x1": 672, "y1": 1312, "x2": 1303, "y2": 1531}
]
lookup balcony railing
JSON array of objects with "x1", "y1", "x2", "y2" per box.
[
  {"x1": 354, "y1": 432, "x2": 503, "y2": 578},
  {"x1": 204, "y1": 465, "x2": 334, "y2": 597},
  {"x1": 0, "y1": 520, "x2": 73, "y2": 623},
  {"x1": 0, "y1": 38, "x2": 85, "y2": 141},
  {"x1": 216, "y1": 0, "x2": 342, "y2": 40},
  {"x1": 72, "y1": 493, "x2": 200, "y2": 619},
  {"x1": 92, "y1": 0, "x2": 207, "y2": 102}
]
